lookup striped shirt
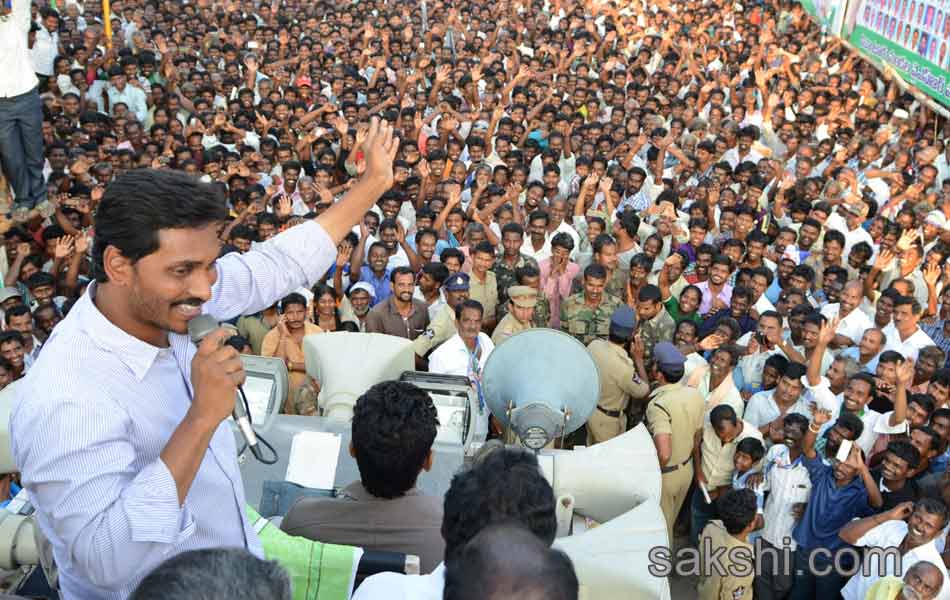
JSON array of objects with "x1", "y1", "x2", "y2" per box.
[{"x1": 10, "y1": 220, "x2": 337, "y2": 599}]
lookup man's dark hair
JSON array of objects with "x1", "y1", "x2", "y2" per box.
[
  {"x1": 551, "y1": 232, "x2": 575, "y2": 252},
  {"x1": 583, "y1": 264, "x2": 607, "y2": 281},
  {"x1": 783, "y1": 412, "x2": 809, "y2": 434},
  {"x1": 501, "y1": 222, "x2": 525, "y2": 238},
  {"x1": 711, "y1": 254, "x2": 733, "y2": 271},
  {"x1": 441, "y1": 447, "x2": 556, "y2": 560},
  {"x1": 790, "y1": 264, "x2": 816, "y2": 284},
  {"x1": 751, "y1": 266, "x2": 774, "y2": 286},
  {"x1": 93, "y1": 169, "x2": 228, "y2": 282},
  {"x1": 441, "y1": 247, "x2": 466, "y2": 266},
  {"x1": 823, "y1": 229, "x2": 846, "y2": 248},
  {"x1": 916, "y1": 497, "x2": 950, "y2": 529},
  {"x1": 716, "y1": 488, "x2": 757, "y2": 535},
  {"x1": 835, "y1": 412, "x2": 865, "y2": 440},
  {"x1": 443, "y1": 524, "x2": 578, "y2": 600},
  {"x1": 909, "y1": 394, "x2": 937, "y2": 420},
  {"x1": 279, "y1": 292, "x2": 307, "y2": 312},
  {"x1": 764, "y1": 353, "x2": 789, "y2": 373},
  {"x1": 0, "y1": 331, "x2": 23, "y2": 349},
  {"x1": 473, "y1": 240, "x2": 495, "y2": 257},
  {"x1": 637, "y1": 284, "x2": 662, "y2": 304},
  {"x1": 850, "y1": 371, "x2": 878, "y2": 397},
  {"x1": 351, "y1": 381, "x2": 439, "y2": 499},
  {"x1": 912, "y1": 425, "x2": 942, "y2": 454},
  {"x1": 4, "y1": 304, "x2": 31, "y2": 326},
  {"x1": 455, "y1": 299, "x2": 484, "y2": 320},
  {"x1": 886, "y1": 439, "x2": 921, "y2": 471},
  {"x1": 390, "y1": 266, "x2": 415, "y2": 284},
  {"x1": 421, "y1": 262, "x2": 450, "y2": 284},
  {"x1": 894, "y1": 294, "x2": 923, "y2": 315},
  {"x1": 878, "y1": 350, "x2": 905, "y2": 365},
  {"x1": 783, "y1": 362, "x2": 807, "y2": 380},
  {"x1": 710, "y1": 404, "x2": 738, "y2": 429},
  {"x1": 130, "y1": 548, "x2": 291, "y2": 600}
]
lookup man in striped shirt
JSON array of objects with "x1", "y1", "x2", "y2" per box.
[{"x1": 10, "y1": 118, "x2": 399, "y2": 599}]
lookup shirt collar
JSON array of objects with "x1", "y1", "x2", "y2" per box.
[{"x1": 79, "y1": 281, "x2": 163, "y2": 381}]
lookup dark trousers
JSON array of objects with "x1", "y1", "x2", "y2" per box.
[
  {"x1": 788, "y1": 547, "x2": 851, "y2": 600},
  {"x1": 0, "y1": 87, "x2": 46, "y2": 209},
  {"x1": 689, "y1": 485, "x2": 718, "y2": 545},
  {"x1": 753, "y1": 539, "x2": 795, "y2": 600}
]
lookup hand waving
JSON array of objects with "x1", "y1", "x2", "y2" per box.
[{"x1": 362, "y1": 117, "x2": 400, "y2": 188}]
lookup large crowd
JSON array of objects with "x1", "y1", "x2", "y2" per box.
[{"x1": 5, "y1": 0, "x2": 950, "y2": 597}]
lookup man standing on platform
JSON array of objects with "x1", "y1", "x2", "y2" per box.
[
  {"x1": 10, "y1": 118, "x2": 399, "y2": 599},
  {"x1": 0, "y1": 0, "x2": 47, "y2": 209}
]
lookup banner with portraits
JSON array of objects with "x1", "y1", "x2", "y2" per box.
[{"x1": 846, "y1": 0, "x2": 950, "y2": 105}]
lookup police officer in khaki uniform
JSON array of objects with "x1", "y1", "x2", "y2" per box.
[
  {"x1": 645, "y1": 342, "x2": 705, "y2": 542},
  {"x1": 413, "y1": 273, "x2": 469, "y2": 360},
  {"x1": 586, "y1": 306, "x2": 649, "y2": 445},
  {"x1": 697, "y1": 489, "x2": 757, "y2": 600},
  {"x1": 492, "y1": 285, "x2": 537, "y2": 345}
]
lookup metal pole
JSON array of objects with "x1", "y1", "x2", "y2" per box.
[{"x1": 421, "y1": 0, "x2": 427, "y2": 33}]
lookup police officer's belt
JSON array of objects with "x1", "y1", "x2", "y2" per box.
[
  {"x1": 596, "y1": 405, "x2": 623, "y2": 418},
  {"x1": 660, "y1": 455, "x2": 692, "y2": 474}
]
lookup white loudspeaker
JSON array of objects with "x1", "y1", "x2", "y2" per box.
[
  {"x1": 0, "y1": 381, "x2": 20, "y2": 474},
  {"x1": 544, "y1": 424, "x2": 662, "y2": 523},
  {"x1": 554, "y1": 500, "x2": 671, "y2": 600},
  {"x1": 304, "y1": 332, "x2": 415, "y2": 420},
  {"x1": 543, "y1": 425, "x2": 669, "y2": 600}
]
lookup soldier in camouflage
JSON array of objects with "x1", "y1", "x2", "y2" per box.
[
  {"x1": 494, "y1": 222, "x2": 539, "y2": 320},
  {"x1": 560, "y1": 264, "x2": 622, "y2": 345},
  {"x1": 570, "y1": 234, "x2": 628, "y2": 302},
  {"x1": 634, "y1": 284, "x2": 676, "y2": 369}
]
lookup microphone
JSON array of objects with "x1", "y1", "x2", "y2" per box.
[{"x1": 188, "y1": 314, "x2": 275, "y2": 463}]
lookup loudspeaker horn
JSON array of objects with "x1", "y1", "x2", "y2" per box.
[
  {"x1": 304, "y1": 332, "x2": 415, "y2": 420},
  {"x1": 482, "y1": 329, "x2": 599, "y2": 449}
]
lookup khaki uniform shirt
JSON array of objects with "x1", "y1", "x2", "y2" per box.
[
  {"x1": 469, "y1": 271, "x2": 499, "y2": 320},
  {"x1": 559, "y1": 293, "x2": 622, "y2": 346},
  {"x1": 237, "y1": 314, "x2": 274, "y2": 355},
  {"x1": 492, "y1": 313, "x2": 531, "y2": 345},
  {"x1": 645, "y1": 383, "x2": 705, "y2": 468},
  {"x1": 697, "y1": 520, "x2": 754, "y2": 600},
  {"x1": 587, "y1": 339, "x2": 649, "y2": 412},
  {"x1": 412, "y1": 304, "x2": 457, "y2": 357}
]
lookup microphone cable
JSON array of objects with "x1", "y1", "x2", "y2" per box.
[{"x1": 236, "y1": 384, "x2": 279, "y2": 464}]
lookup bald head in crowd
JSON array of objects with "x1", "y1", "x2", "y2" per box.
[{"x1": 443, "y1": 524, "x2": 579, "y2": 600}]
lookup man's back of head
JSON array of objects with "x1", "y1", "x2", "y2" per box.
[
  {"x1": 441, "y1": 446, "x2": 557, "y2": 560},
  {"x1": 130, "y1": 548, "x2": 291, "y2": 600},
  {"x1": 352, "y1": 380, "x2": 439, "y2": 498},
  {"x1": 443, "y1": 524, "x2": 579, "y2": 600}
]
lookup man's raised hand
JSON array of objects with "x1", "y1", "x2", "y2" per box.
[{"x1": 362, "y1": 117, "x2": 400, "y2": 188}]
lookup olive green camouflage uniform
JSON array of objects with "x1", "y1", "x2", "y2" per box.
[
  {"x1": 494, "y1": 254, "x2": 539, "y2": 318},
  {"x1": 533, "y1": 292, "x2": 552, "y2": 328},
  {"x1": 570, "y1": 268, "x2": 629, "y2": 302},
  {"x1": 559, "y1": 293, "x2": 622, "y2": 345}
]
